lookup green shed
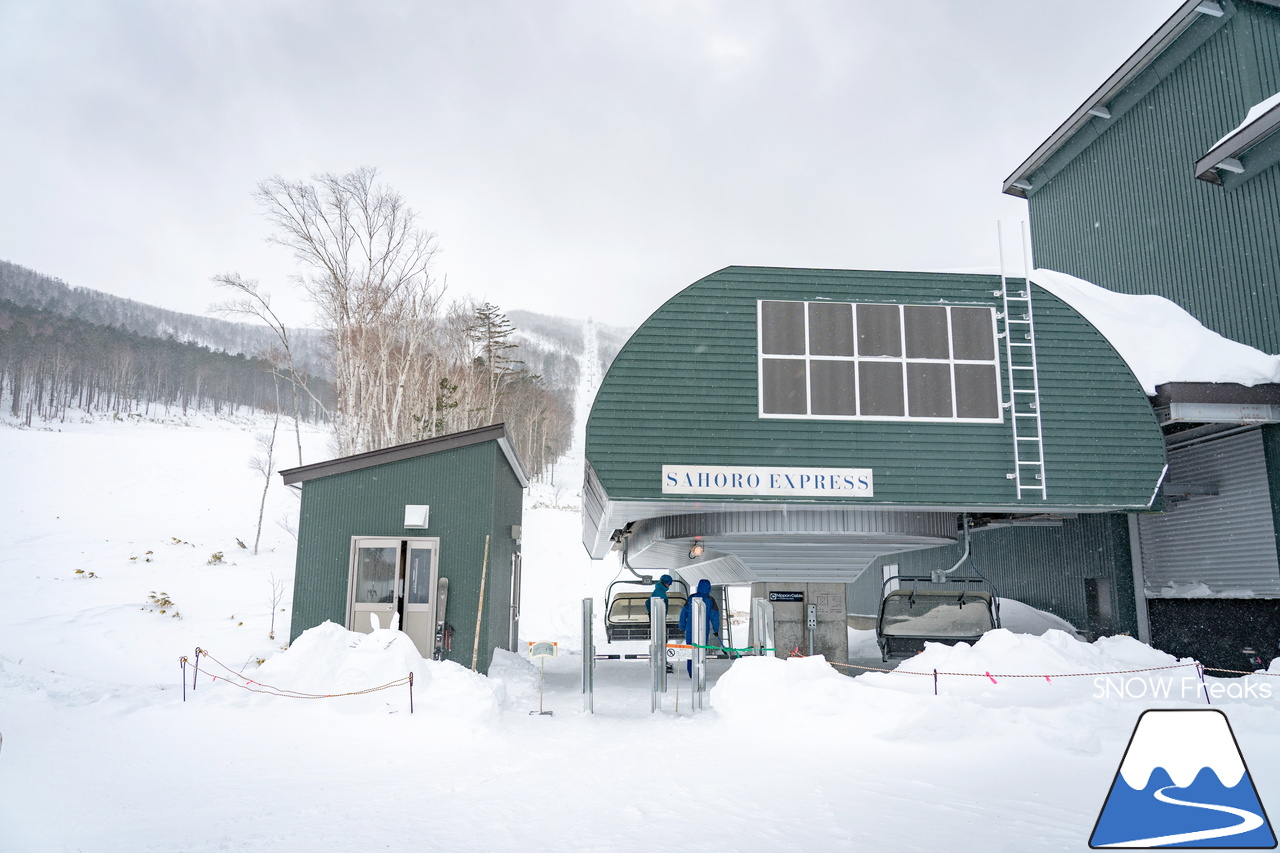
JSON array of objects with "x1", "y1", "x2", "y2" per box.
[{"x1": 280, "y1": 423, "x2": 527, "y2": 673}]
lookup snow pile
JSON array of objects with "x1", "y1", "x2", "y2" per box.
[
  {"x1": 1149, "y1": 580, "x2": 1261, "y2": 598},
  {"x1": 486, "y1": 647, "x2": 542, "y2": 707},
  {"x1": 901, "y1": 628, "x2": 1182, "y2": 681},
  {"x1": 253, "y1": 621, "x2": 500, "y2": 723},
  {"x1": 1030, "y1": 268, "x2": 1280, "y2": 393},
  {"x1": 713, "y1": 654, "x2": 861, "y2": 723},
  {"x1": 996, "y1": 598, "x2": 1082, "y2": 638}
]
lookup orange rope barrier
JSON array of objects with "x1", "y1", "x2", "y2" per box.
[{"x1": 187, "y1": 647, "x2": 412, "y2": 701}]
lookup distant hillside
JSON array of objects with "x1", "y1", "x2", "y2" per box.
[
  {"x1": 0, "y1": 259, "x2": 633, "y2": 447},
  {"x1": 0, "y1": 260, "x2": 326, "y2": 374},
  {"x1": 507, "y1": 309, "x2": 630, "y2": 393},
  {"x1": 0, "y1": 297, "x2": 332, "y2": 425}
]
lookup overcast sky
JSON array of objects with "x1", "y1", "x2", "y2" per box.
[{"x1": 1, "y1": 1, "x2": 1180, "y2": 329}]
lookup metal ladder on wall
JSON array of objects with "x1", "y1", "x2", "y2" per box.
[{"x1": 997, "y1": 223, "x2": 1047, "y2": 500}]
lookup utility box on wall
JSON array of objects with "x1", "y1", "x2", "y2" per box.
[
  {"x1": 280, "y1": 424, "x2": 528, "y2": 673},
  {"x1": 750, "y1": 582, "x2": 848, "y2": 665}
]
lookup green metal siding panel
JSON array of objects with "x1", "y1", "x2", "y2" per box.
[
  {"x1": 586, "y1": 266, "x2": 1165, "y2": 509},
  {"x1": 850, "y1": 514, "x2": 1137, "y2": 635},
  {"x1": 289, "y1": 441, "x2": 511, "y2": 672},
  {"x1": 1029, "y1": 6, "x2": 1280, "y2": 353},
  {"x1": 484, "y1": 460, "x2": 525, "y2": 657},
  {"x1": 1251, "y1": 5, "x2": 1280, "y2": 98}
]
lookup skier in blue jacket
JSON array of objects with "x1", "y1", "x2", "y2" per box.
[
  {"x1": 644, "y1": 574, "x2": 673, "y2": 614},
  {"x1": 678, "y1": 579, "x2": 721, "y2": 675}
]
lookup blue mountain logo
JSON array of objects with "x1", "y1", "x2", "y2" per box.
[{"x1": 1091, "y1": 709, "x2": 1276, "y2": 848}]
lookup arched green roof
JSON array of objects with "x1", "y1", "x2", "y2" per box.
[{"x1": 584, "y1": 266, "x2": 1166, "y2": 557}]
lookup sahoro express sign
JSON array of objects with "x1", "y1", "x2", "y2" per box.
[{"x1": 662, "y1": 465, "x2": 873, "y2": 498}]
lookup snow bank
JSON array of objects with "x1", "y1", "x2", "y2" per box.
[
  {"x1": 996, "y1": 598, "x2": 1081, "y2": 638},
  {"x1": 712, "y1": 654, "x2": 871, "y2": 725},
  {"x1": 716, "y1": 629, "x2": 1204, "y2": 731},
  {"x1": 902, "y1": 628, "x2": 1182, "y2": 678},
  {"x1": 486, "y1": 647, "x2": 542, "y2": 708},
  {"x1": 1030, "y1": 268, "x2": 1280, "y2": 393},
  {"x1": 254, "y1": 621, "x2": 500, "y2": 722}
]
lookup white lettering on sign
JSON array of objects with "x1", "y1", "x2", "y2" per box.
[{"x1": 661, "y1": 465, "x2": 873, "y2": 498}]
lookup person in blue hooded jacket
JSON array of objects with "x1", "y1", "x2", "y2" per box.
[
  {"x1": 644, "y1": 574, "x2": 672, "y2": 614},
  {"x1": 678, "y1": 579, "x2": 721, "y2": 675}
]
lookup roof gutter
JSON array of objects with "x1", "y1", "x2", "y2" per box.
[{"x1": 1002, "y1": 0, "x2": 1234, "y2": 199}]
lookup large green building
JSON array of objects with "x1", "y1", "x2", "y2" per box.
[
  {"x1": 584, "y1": 266, "x2": 1168, "y2": 655},
  {"x1": 586, "y1": 0, "x2": 1280, "y2": 669},
  {"x1": 997, "y1": 0, "x2": 1280, "y2": 668}
]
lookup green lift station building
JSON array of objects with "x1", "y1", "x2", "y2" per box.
[{"x1": 583, "y1": 266, "x2": 1168, "y2": 659}]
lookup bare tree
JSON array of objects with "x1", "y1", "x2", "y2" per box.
[
  {"x1": 248, "y1": 379, "x2": 280, "y2": 555},
  {"x1": 254, "y1": 167, "x2": 442, "y2": 455},
  {"x1": 267, "y1": 573, "x2": 286, "y2": 640},
  {"x1": 211, "y1": 273, "x2": 321, "y2": 466}
]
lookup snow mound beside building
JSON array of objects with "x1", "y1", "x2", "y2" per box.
[{"x1": 254, "y1": 621, "x2": 500, "y2": 722}]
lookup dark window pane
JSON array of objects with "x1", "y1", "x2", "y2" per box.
[
  {"x1": 762, "y1": 359, "x2": 807, "y2": 414},
  {"x1": 904, "y1": 306, "x2": 950, "y2": 359},
  {"x1": 406, "y1": 548, "x2": 433, "y2": 604},
  {"x1": 907, "y1": 363, "x2": 954, "y2": 418},
  {"x1": 760, "y1": 301, "x2": 805, "y2": 355},
  {"x1": 810, "y1": 360, "x2": 858, "y2": 416},
  {"x1": 808, "y1": 303, "x2": 854, "y2": 356},
  {"x1": 856, "y1": 304, "x2": 901, "y2": 357},
  {"x1": 858, "y1": 361, "x2": 904, "y2": 417},
  {"x1": 955, "y1": 364, "x2": 1001, "y2": 418},
  {"x1": 951, "y1": 307, "x2": 996, "y2": 361}
]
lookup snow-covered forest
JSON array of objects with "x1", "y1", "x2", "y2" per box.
[{"x1": 0, "y1": 251, "x2": 629, "y2": 480}]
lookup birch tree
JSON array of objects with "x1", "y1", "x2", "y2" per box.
[{"x1": 254, "y1": 167, "x2": 442, "y2": 455}]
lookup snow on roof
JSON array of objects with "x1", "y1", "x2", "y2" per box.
[
  {"x1": 1029, "y1": 268, "x2": 1280, "y2": 395},
  {"x1": 1212, "y1": 89, "x2": 1280, "y2": 150}
]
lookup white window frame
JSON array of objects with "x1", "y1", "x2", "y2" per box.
[{"x1": 757, "y1": 299, "x2": 1005, "y2": 424}]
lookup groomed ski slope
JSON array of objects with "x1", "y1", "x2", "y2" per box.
[{"x1": 2, "y1": 413, "x2": 1280, "y2": 852}]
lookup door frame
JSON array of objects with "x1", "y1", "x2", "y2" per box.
[{"x1": 346, "y1": 536, "x2": 441, "y2": 648}]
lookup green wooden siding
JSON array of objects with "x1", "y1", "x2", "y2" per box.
[
  {"x1": 586, "y1": 266, "x2": 1165, "y2": 509},
  {"x1": 850, "y1": 514, "x2": 1138, "y2": 636},
  {"x1": 1028, "y1": 3, "x2": 1280, "y2": 353},
  {"x1": 289, "y1": 440, "x2": 519, "y2": 673}
]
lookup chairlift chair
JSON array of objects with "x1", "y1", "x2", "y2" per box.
[
  {"x1": 875, "y1": 575, "x2": 999, "y2": 662},
  {"x1": 603, "y1": 576, "x2": 689, "y2": 642}
]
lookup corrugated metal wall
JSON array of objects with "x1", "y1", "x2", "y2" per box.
[
  {"x1": 586, "y1": 266, "x2": 1165, "y2": 510},
  {"x1": 1138, "y1": 429, "x2": 1280, "y2": 596},
  {"x1": 1028, "y1": 4, "x2": 1280, "y2": 353},
  {"x1": 849, "y1": 514, "x2": 1137, "y2": 636},
  {"x1": 290, "y1": 441, "x2": 520, "y2": 673}
]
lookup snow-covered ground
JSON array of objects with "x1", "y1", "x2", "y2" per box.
[{"x1": 3, "y1": 412, "x2": 1280, "y2": 852}]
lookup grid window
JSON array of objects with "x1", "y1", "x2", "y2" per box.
[{"x1": 758, "y1": 299, "x2": 1003, "y2": 423}]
